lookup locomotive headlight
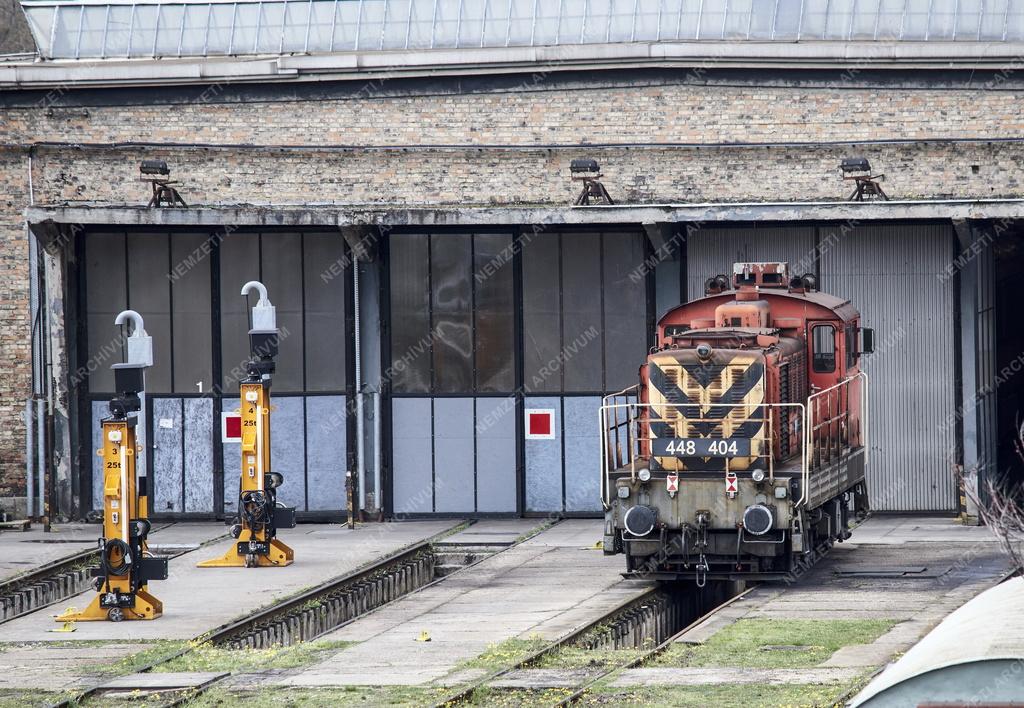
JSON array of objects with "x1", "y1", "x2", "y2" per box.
[
  {"x1": 696, "y1": 343, "x2": 713, "y2": 360},
  {"x1": 624, "y1": 505, "x2": 657, "y2": 537},
  {"x1": 751, "y1": 469, "x2": 766, "y2": 483},
  {"x1": 742, "y1": 504, "x2": 773, "y2": 536},
  {"x1": 638, "y1": 468, "x2": 651, "y2": 482}
]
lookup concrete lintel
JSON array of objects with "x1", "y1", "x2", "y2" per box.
[
  {"x1": 8, "y1": 40, "x2": 1024, "y2": 90},
  {"x1": 24, "y1": 199, "x2": 1024, "y2": 231}
]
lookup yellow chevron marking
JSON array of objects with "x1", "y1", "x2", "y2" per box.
[{"x1": 647, "y1": 352, "x2": 766, "y2": 472}]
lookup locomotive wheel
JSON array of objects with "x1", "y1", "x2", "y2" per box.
[{"x1": 107, "y1": 607, "x2": 125, "y2": 622}]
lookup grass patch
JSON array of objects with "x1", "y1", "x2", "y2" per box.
[
  {"x1": 534, "y1": 644, "x2": 649, "y2": 671},
  {"x1": 457, "y1": 635, "x2": 549, "y2": 673},
  {"x1": 653, "y1": 618, "x2": 896, "y2": 669},
  {"x1": 0, "y1": 690, "x2": 75, "y2": 708},
  {"x1": 581, "y1": 682, "x2": 857, "y2": 707},
  {"x1": 183, "y1": 685, "x2": 453, "y2": 707},
  {"x1": 154, "y1": 639, "x2": 355, "y2": 673},
  {"x1": 81, "y1": 639, "x2": 191, "y2": 676}
]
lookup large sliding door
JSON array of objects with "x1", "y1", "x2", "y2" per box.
[
  {"x1": 388, "y1": 232, "x2": 518, "y2": 515},
  {"x1": 81, "y1": 230, "x2": 352, "y2": 518},
  {"x1": 687, "y1": 223, "x2": 957, "y2": 512},
  {"x1": 387, "y1": 229, "x2": 650, "y2": 516}
]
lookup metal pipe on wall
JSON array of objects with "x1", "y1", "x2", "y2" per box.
[
  {"x1": 354, "y1": 258, "x2": 366, "y2": 513},
  {"x1": 36, "y1": 398, "x2": 45, "y2": 521},
  {"x1": 25, "y1": 400, "x2": 34, "y2": 519},
  {"x1": 373, "y1": 389, "x2": 381, "y2": 515}
]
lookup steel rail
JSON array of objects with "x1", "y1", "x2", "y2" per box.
[
  {"x1": 50, "y1": 519, "x2": 555, "y2": 708},
  {"x1": 552, "y1": 584, "x2": 759, "y2": 707},
  {"x1": 47, "y1": 537, "x2": 438, "y2": 708},
  {"x1": 431, "y1": 586, "x2": 664, "y2": 708},
  {"x1": 0, "y1": 547, "x2": 99, "y2": 625},
  {"x1": 152, "y1": 520, "x2": 563, "y2": 708}
]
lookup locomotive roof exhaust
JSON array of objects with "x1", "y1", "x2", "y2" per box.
[{"x1": 704, "y1": 262, "x2": 818, "y2": 296}]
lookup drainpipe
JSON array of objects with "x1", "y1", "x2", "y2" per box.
[
  {"x1": 373, "y1": 389, "x2": 381, "y2": 516},
  {"x1": 36, "y1": 398, "x2": 46, "y2": 524},
  {"x1": 25, "y1": 400, "x2": 34, "y2": 519},
  {"x1": 354, "y1": 258, "x2": 365, "y2": 516}
]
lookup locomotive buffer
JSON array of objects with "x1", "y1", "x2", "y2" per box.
[
  {"x1": 199, "y1": 281, "x2": 295, "y2": 568},
  {"x1": 59, "y1": 311, "x2": 167, "y2": 622}
]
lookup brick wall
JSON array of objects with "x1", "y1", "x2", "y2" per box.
[
  {"x1": 0, "y1": 151, "x2": 30, "y2": 497},
  {"x1": 2, "y1": 73, "x2": 1024, "y2": 501}
]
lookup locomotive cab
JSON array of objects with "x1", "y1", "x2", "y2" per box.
[{"x1": 601, "y1": 262, "x2": 871, "y2": 583}]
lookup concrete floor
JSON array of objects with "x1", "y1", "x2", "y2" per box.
[
  {"x1": 0, "y1": 514, "x2": 1013, "y2": 696},
  {"x1": 0, "y1": 521, "x2": 247, "y2": 585},
  {"x1": 605, "y1": 514, "x2": 1012, "y2": 688},
  {"x1": 0, "y1": 520, "x2": 459, "y2": 642},
  {"x1": 280, "y1": 519, "x2": 654, "y2": 687}
]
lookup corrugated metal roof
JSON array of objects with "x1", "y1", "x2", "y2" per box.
[{"x1": 19, "y1": 0, "x2": 1024, "y2": 61}]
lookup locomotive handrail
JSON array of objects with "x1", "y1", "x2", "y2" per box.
[
  {"x1": 599, "y1": 386, "x2": 640, "y2": 509},
  {"x1": 598, "y1": 400, "x2": 808, "y2": 508},
  {"x1": 800, "y1": 371, "x2": 868, "y2": 507}
]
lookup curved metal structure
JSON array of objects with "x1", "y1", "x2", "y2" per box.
[{"x1": 852, "y1": 576, "x2": 1024, "y2": 706}]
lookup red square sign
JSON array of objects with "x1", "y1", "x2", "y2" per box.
[
  {"x1": 222, "y1": 412, "x2": 242, "y2": 442},
  {"x1": 525, "y1": 409, "x2": 555, "y2": 439}
]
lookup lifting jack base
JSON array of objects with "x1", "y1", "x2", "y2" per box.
[
  {"x1": 196, "y1": 531, "x2": 293, "y2": 568},
  {"x1": 56, "y1": 588, "x2": 162, "y2": 622}
]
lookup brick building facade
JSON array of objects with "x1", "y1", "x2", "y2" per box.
[{"x1": 2, "y1": 5, "x2": 1023, "y2": 518}]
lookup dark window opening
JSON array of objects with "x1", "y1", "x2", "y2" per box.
[
  {"x1": 845, "y1": 325, "x2": 857, "y2": 370},
  {"x1": 812, "y1": 324, "x2": 836, "y2": 373},
  {"x1": 389, "y1": 232, "x2": 516, "y2": 395}
]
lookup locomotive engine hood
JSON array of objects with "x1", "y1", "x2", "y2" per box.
[{"x1": 645, "y1": 345, "x2": 767, "y2": 473}]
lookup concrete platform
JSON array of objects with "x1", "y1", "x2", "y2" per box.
[
  {"x1": 280, "y1": 520, "x2": 653, "y2": 687},
  {"x1": 652, "y1": 515, "x2": 1012, "y2": 695},
  {"x1": 0, "y1": 520, "x2": 458, "y2": 642},
  {"x1": 0, "y1": 522, "x2": 113, "y2": 583},
  {"x1": 0, "y1": 641, "x2": 149, "y2": 692},
  {"x1": 0, "y1": 521, "x2": 229, "y2": 584},
  {"x1": 435, "y1": 519, "x2": 541, "y2": 547}
]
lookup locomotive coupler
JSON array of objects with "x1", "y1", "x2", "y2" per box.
[{"x1": 695, "y1": 512, "x2": 711, "y2": 588}]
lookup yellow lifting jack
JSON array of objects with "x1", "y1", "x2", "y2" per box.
[
  {"x1": 58, "y1": 311, "x2": 167, "y2": 622},
  {"x1": 199, "y1": 281, "x2": 295, "y2": 569}
]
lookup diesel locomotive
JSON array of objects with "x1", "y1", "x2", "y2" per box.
[{"x1": 601, "y1": 262, "x2": 872, "y2": 583}]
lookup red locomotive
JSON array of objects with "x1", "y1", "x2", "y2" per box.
[{"x1": 601, "y1": 262, "x2": 872, "y2": 582}]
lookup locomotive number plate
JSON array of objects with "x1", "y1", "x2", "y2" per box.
[{"x1": 653, "y1": 438, "x2": 751, "y2": 458}]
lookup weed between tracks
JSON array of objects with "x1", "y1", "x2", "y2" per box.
[
  {"x1": 574, "y1": 681, "x2": 867, "y2": 707},
  {"x1": 652, "y1": 618, "x2": 896, "y2": 669},
  {"x1": 154, "y1": 639, "x2": 357, "y2": 673},
  {"x1": 455, "y1": 635, "x2": 548, "y2": 672}
]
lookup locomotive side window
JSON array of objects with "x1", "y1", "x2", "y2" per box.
[
  {"x1": 845, "y1": 325, "x2": 857, "y2": 369},
  {"x1": 812, "y1": 324, "x2": 836, "y2": 373}
]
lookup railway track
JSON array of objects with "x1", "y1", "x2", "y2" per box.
[
  {"x1": 432, "y1": 583, "x2": 755, "y2": 707},
  {"x1": 0, "y1": 548, "x2": 100, "y2": 625},
  {"x1": 551, "y1": 585, "x2": 757, "y2": 706},
  {"x1": 50, "y1": 520, "x2": 553, "y2": 708}
]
